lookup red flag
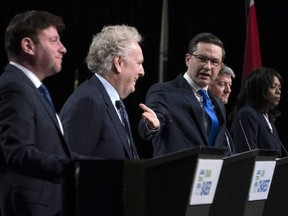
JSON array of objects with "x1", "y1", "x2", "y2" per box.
[{"x1": 242, "y1": 0, "x2": 262, "y2": 79}]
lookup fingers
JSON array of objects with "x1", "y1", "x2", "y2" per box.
[
  {"x1": 139, "y1": 103, "x2": 160, "y2": 129},
  {"x1": 139, "y1": 103, "x2": 150, "y2": 112},
  {"x1": 139, "y1": 103, "x2": 155, "y2": 117}
]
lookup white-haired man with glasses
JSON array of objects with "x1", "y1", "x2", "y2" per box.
[{"x1": 138, "y1": 32, "x2": 234, "y2": 156}]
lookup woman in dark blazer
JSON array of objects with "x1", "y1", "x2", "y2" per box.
[{"x1": 230, "y1": 67, "x2": 285, "y2": 157}]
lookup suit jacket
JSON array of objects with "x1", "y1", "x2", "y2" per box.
[
  {"x1": 230, "y1": 105, "x2": 284, "y2": 157},
  {"x1": 138, "y1": 74, "x2": 233, "y2": 157},
  {"x1": 0, "y1": 64, "x2": 72, "y2": 216},
  {"x1": 60, "y1": 74, "x2": 136, "y2": 159}
]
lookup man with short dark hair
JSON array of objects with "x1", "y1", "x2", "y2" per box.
[
  {"x1": 0, "y1": 10, "x2": 70, "y2": 216},
  {"x1": 138, "y1": 32, "x2": 233, "y2": 156}
]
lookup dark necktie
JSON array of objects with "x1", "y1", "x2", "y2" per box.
[
  {"x1": 198, "y1": 89, "x2": 219, "y2": 146},
  {"x1": 116, "y1": 100, "x2": 139, "y2": 159},
  {"x1": 38, "y1": 84, "x2": 56, "y2": 113}
]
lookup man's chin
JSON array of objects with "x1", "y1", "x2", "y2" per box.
[
  {"x1": 53, "y1": 67, "x2": 62, "y2": 74},
  {"x1": 197, "y1": 80, "x2": 211, "y2": 88},
  {"x1": 221, "y1": 99, "x2": 228, "y2": 104}
]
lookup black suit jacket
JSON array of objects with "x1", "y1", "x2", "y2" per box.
[
  {"x1": 0, "y1": 64, "x2": 71, "y2": 216},
  {"x1": 230, "y1": 105, "x2": 284, "y2": 157},
  {"x1": 60, "y1": 74, "x2": 136, "y2": 159},
  {"x1": 138, "y1": 74, "x2": 233, "y2": 157}
]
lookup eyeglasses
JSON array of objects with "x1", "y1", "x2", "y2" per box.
[{"x1": 191, "y1": 54, "x2": 222, "y2": 68}]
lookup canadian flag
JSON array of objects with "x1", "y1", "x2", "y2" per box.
[{"x1": 242, "y1": 0, "x2": 262, "y2": 79}]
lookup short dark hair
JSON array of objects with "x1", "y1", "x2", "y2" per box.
[
  {"x1": 187, "y1": 32, "x2": 226, "y2": 61},
  {"x1": 5, "y1": 10, "x2": 65, "y2": 59}
]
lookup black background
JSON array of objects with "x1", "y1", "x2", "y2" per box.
[{"x1": 1, "y1": 0, "x2": 288, "y2": 158}]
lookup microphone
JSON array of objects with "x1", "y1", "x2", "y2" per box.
[
  {"x1": 237, "y1": 117, "x2": 252, "y2": 151},
  {"x1": 266, "y1": 127, "x2": 288, "y2": 157},
  {"x1": 115, "y1": 100, "x2": 121, "y2": 109},
  {"x1": 165, "y1": 114, "x2": 230, "y2": 153},
  {"x1": 74, "y1": 68, "x2": 79, "y2": 90},
  {"x1": 165, "y1": 114, "x2": 191, "y2": 148},
  {"x1": 224, "y1": 128, "x2": 234, "y2": 155}
]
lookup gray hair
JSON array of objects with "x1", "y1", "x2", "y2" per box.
[
  {"x1": 85, "y1": 24, "x2": 142, "y2": 74},
  {"x1": 218, "y1": 64, "x2": 235, "y2": 78}
]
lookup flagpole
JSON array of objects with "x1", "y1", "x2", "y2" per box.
[
  {"x1": 244, "y1": 0, "x2": 250, "y2": 24},
  {"x1": 158, "y1": 0, "x2": 169, "y2": 82},
  {"x1": 74, "y1": 68, "x2": 79, "y2": 90}
]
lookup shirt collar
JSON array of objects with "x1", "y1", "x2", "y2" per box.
[
  {"x1": 95, "y1": 74, "x2": 120, "y2": 109},
  {"x1": 183, "y1": 72, "x2": 208, "y2": 92},
  {"x1": 10, "y1": 61, "x2": 42, "y2": 88}
]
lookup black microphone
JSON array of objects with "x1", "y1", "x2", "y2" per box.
[
  {"x1": 165, "y1": 114, "x2": 191, "y2": 148},
  {"x1": 224, "y1": 128, "x2": 234, "y2": 155},
  {"x1": 237, "y1": 117, "x2": 252, "y2": 151},
  {"x1": 266, "y1": 127, "x2": 288, "y2": 157},
  {"x1": 115, "y1": 100, "x2": 121, "y2": 109}
]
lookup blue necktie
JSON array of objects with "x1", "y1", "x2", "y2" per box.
[
  {"x1": 116, "y1": 100, "x2": 139, "y2": 159},
  {"x1": 38, "y1": 84, "x2": 56, "y2": 113},
  {"x1": 198, "y1": 89, "x2": 219, "y2": 146}
]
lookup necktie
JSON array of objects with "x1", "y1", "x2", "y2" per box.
[
  {"x1": 116, "y1": 100, "x2": 139, "y2": 159},
  {"x1": 198, "y1": 89, "x2": 219, "y2": 146},
  {"x1": 38, "y1": 84, "x2": 56, "y2": 113}
]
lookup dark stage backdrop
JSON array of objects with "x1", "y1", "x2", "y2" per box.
[{"x1": 1, "y1": 0, "x2": 288, "y2": 158}]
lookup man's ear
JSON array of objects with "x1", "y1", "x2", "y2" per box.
[
  {"x1": 21, "y1": 37, "x2": 34, "y2": 55},
  {"x1": 113, "y1": 55, "x2": 123, "y2": 73},
  {"x1": 185, "y1": 53, "x2": 192, "y2": 67}
]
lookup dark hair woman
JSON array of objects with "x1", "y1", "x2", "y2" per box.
[{"x1": 230, "y1": 67, "x2": 285, "y2": 157}]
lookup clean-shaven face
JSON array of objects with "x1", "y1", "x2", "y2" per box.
[
  {"x1": 186, "y1": 42, "x2": 223, "y2": 88},
  {"x1": 209, "y1": 73, "x2": 232, "y2": 104},
  {"x1": 117, "y1": 41, "x2": 144, "y2": 98},
  {"x1": 266, "y1": 76, "x2": 281, "y2": 108}
]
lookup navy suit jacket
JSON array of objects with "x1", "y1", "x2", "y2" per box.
[
  {"x1": 0, "y1": 64, "x2": 71, "y2": 216},
  {"x1": 138, "y1": 74, "x2": 233, "y2": 157},
  {"x1": 230, "y1": 105, "x2": 284, "y2": 157},
  {"x1": 60, "y1": 74, "x2": 136, "y2": 159}
]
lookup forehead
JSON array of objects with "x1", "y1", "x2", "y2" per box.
[
  {"x1": 216, "y1": 73, "x2": 232, "y2": 82},
  {"x1": 127, "y1": 41, "x2": 143, "y2": 59},
  {"x1": 38, "y1": 26, "x2": 59, "y2": 38},
  {"x1": 195, "y1": 42, "x2": 223, "y2": 59},
  {"x1": 272, "y1": 76, "x2": 281, "y2": 84}
]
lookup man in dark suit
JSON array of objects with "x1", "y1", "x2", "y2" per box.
[
  {"x1": 0, "y1": 11, "x2": 71, "y2": 216},
  {"x1": 60, "y1": 25, "x2": 144, "y2": 160},
  {"x1": 138, "y1": 33, "x2": 234, "y2": 157}
]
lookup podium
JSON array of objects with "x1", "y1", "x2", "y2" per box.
[
  {"x1": 262, "y1": 156, "x2": 288, "y2": 216},
  {"x1": 125, "y1": 147, "x2": 224, "y2": 216},
  {"x1": 243, "y1": 150, "x2": 277, "y2": 216},
  {"x1": 62, "y1": 147, "x2": 224, "y2": 216},
  {"x1": 209, "y1": 149, "x2": 277, "y2": 216},
  {"x1": 62, "y1": 160, "x2": 124, "y2": 216}
]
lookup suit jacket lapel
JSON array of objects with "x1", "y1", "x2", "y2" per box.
[
  {"x1": 32, "y1": 82, "x2": 72, "y2": 158},
  {"x1": 173, "y1": 75, "x2": 208, "y2": 144},
  {"x1": 92, "y1": 75, "x2": 134, "y2": 159},
  {"x1": 208, "y1": 91, "x2": 226, "y2": 124},
  {"x1": 7, "y1": 64, "x2": 71, "y2": 158}
]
